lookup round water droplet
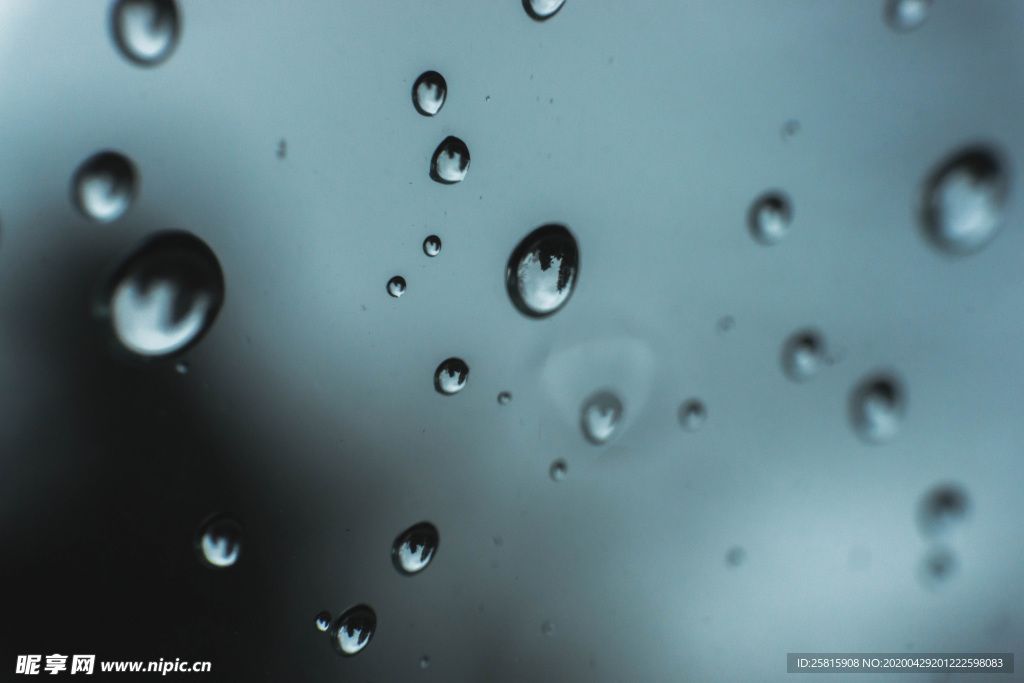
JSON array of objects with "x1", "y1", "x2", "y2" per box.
[
  {"x1": 919, "y1": 545, "x2": 956, "y2": 589},
  {"x1": 72, "y1": 151, "x2": 137, "y2": 223},
  {"x1": 885, "y1": 0, "x2": 932, "y2": 32},
  {"x1": 329, "y1": 605, "x2": 377, "y2": 656},
  {"x1": 497, "y1": 391, "x2": 512, "y2": 405},
  {"x1": 549, "y1": 459, "x2": 567, "y2": 481},
  {"x1": 726, "y1": 546, "x2": 746, "y2": 567},
  {"x1": 506, "y1": 224, "x2": 580, "y2": 318},
  {"x1": 678, "y1": 399, "x2": 707, "y2": 432},
  {"x1": 392, "y1": 522, "x2": 440, "y2": 575},
  {"x1": 850, "y1": 373, "x2": 905, "y2": 443},
  {"x1": 580, "y1": 390, "x2": 623, "y2": 445},
  {"x1": 420, "y1": 656, "x2": 430, "y2": 669},
  {"x1": 315, "y1": 611, "x2": 332, "y2": 632},
  {"x1": 781, "y1": 329, "x2": 826, "y2": 382},
  {"x1": 434, "y1": 358, "x2": 469, "y2": 395},
  {"x1": 423, "y1": 235, "x2": 442, "y2": 257},
  {"x1": 195, "y1": 514, "x2": 242, "y2": 568},
  {"x1": 110, "y1": 0, "x2": 181, "y2": 66},
  {"x1": 430, "y1": 136, "x2": 470, "y2": 184},
  {"x1": 387, "y1": 275, "x2": 406, "y2": 298},
  {"x1": 412, "y1": 71, "x2": 447, "y2": 117},
  {"x1": 918, "y1": 483, "x2": 970, "y2": 537},
  {"x1": 748, "y1": 192, "x2": 792, "y2": 245},
  {"x1": 98, "y1": 231, "x2": 225, "y2": 359},
  {"x1": 781, "y1": 119, "x2": 801, "y2": 139},
  {"x1": 523, "y1": 0, "x2": 566, "y2": 21},
  {"x1": 541, "y1": 619, "x2": 556, "y2": 636},
  {"x1": 921, "y1": 146, "x2": 1009, "y2": 255}
]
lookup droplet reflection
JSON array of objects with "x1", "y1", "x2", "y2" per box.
[
  {"x1": 580, "y1": 390, "x2": 623, "y2": 445},
  {"x1": 330, "y1": 605, "x2": 377, "y2": 656},
  {"x1": 196, "y1": 514, "x2": 242, "y2": 568},
  {"x1": 506, "y1": 224, "x2": 580, "y2": 318},
  {"x1": 392, "y1": 522, "x2": 440, "y2": 575},
  {"x1": 72, "y1": 151, "x2": 137, "y2": 223},
  {"x1": 110, "y1": 0, "x2": 181, "y2": 66}
]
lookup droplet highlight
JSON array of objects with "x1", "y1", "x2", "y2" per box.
[
  {"x1": 392, "y1": 522, "x2": 440, "y2": 575},
  {"x1": 781, "y1": 329, "x2": 826, "y2": 382},
  {"x1": 523, "y1": 0, "x2": 566, "y2": 21},
  {"x1": 885, "y1": 0, "x2": 932, "y2": 32},
  {"x1": 434, "y1": 358, "x2": 469, "y2": 395},
  {"x1": 918, "y1": 483, "x2": 970, "y2": 537},
  {"x1": 315, "y1": 611, "x2": 332, "y2": 632},
  {"x1": 580, "y1": 390, "x2": 623, "y2": 445},
  {"x1": 387, "y1": 276, "x2": 406, "y2": 298},
  {"x1": 549, "y1": 459, "x2": 567, "y2": 482},
  {"x1": 506, "y1": 224, "x2": 580, "y2": 318},
  {"x1": 921, "y1": 146, "x2": 1009, "y2": 255},
  {"x1": 748, "y1": 192, "x2": 792, "y2": 245},
  {"x1": 678, "y1": 399, "x2": 707, "y2": 432},
  {"x1": 195, "y1": 514, "x2": 242, "y2": 568},
  {"x1": 430, "y1": 136, "x2": 470, "y2": 184},
  {"x1": 330, "y1": 605, "x2": 377, "y2": 656},
  {"x1": 423, "y1": 235, "x2": 442, "y2": 257},
  {"x1": 72, "y1": 151, "x2": 137, "y2": 223},
  {"x1": 110, "y1": 0, "x2": 181, "y2": 66},
  {"x1": 412, "y1": 71, "x2": 447, "y2": 117},
  {"x1": 849, "y1": 373, "x2": 905, "y2": 443}
]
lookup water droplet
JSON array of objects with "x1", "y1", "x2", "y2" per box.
[
  {"x1": 580, "y1": 390, "x2": 623, "y2": 445},
  {"x1": 497, "y1": 391, "x2": 512, "y2": 405},
  {"x1": 329, "y1": 605, "x2": 377, "y2": 656},
  {"x1": 174, "y1": 361, "x2": 189, "y2": 374},
  {"x1": 921, "y1": 146, "x2": 1009, "y2": 255},
  {"x1": 72, "y1": 151, "x2": 137, "y2": 223},
  {"x1": 781, "y1": 119, "x2": 801, "y2": 139},
  {"x1": 549, "y1": 459, "x2": 567, "y2": 481},
  {"x1": 885, "y1": 0, "x2": 932, "y2": 32},
  {"x1": 430, "y1": 136, "x2": 470, "y2": 184},
  {"x1": 493, "y1": 535, "x2": 503, "y2": 547},
  {"x1": 678, "y1": 399, "x2": 707, "y2": 432},
  {"x1": 849, "y1": 373, "x2": 905, "y2": 443},
  {"x1": 541, "y1": 619, "x2": 556, "y2": 636},
  {"x1": 423, "y1": 235, "x2": 442, "y2": 257},
  {"x1": 419, "y1": 656, "x2": 430, "y2": 669},
  {"x1": 412, "y1": 71, "x2": 447, "y2": 117},
  {"x1": 717, "y1": 315, "x2": 735, "y2": 332},
  {"x1": 434, "y1": 358, "x2": 469, "y2": 395},
  {"x1": 781, "y1": 329, "x2": 826, "y2": 382},
  {"x1": 919, "y1": 545, "x2": 956, "y2": 589},
  {"x1": 748, "y1": 192, "x2": 792, "y2": 245},
  {"x1": 506, "y1": 224, "x2": 580, "y2": 318},
  {"x1": 387, "y1": 275, "x2": 406, "y2": 298},
  {"x1": 110, "y1": 0, "x2": 181, "y2": 66},
  {"x1": 195, "y1": 514, "x2": 242, "y2": 568},
  {"x1": 725, "y1": 546, "x2": 746, "y2": 567},
  {"x1": 315, "y1": 611, "x2": 332, "y2": 632},
  {"x1": 99, "y1": 231, "x2": 225, "y2": 359},
  {"x1": 392, "y1": 522, "x2": 440, "y2": 575},
  {"x1": 918, "y1": 483, "x2": 970, "y2": 537},
  {"x1": 523, "y1": 0, "x2": 566, "y2": 21}
]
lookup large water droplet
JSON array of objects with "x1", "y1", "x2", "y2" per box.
[
  {"x1": 423, "y1": 235, "x2": 442, "y2": 257},
  {"x1": 315, "y1": 611, "x2": 332, "y2": 632},
  {"x1": 72, "y1": 151, "x2": 137, "y2": 223},
  {"x1": 434, "y1": 358, "x2": 469, "y2": 395},
  {"x1": 523, "y1": 0, "x2": 566, "y2": 21},
  {"x1": 918, "y1": 483, "x2": 970, "y2": 537},
  {"x1": 392, "y1": 522, "x2": 440, "y2": 575},
  {"x1": 580, "y1": 390, "x2": 623, "y2": 445},
  {"x1": 430, "y1": 136, "x2": 470, "y2": 184},
  {"x1": 98, "y1": 231, "x2": 225, "y2": 359},
  {"x1": 885, "y1": 0, "x2": 932, "y2": 32},
  {"x1": 387, "y1": 276, "x2": 406, "y2": 298},
  {"x1": 781, "y1": 329, "x2": 826, "y2": 382},
  {"x1": 506, "y1": 224, "x2": 580, "y2": 318},
  {"x1": 195, "y1": 514, "x2": 242, "y2": 568},
  {"x1": 412, "y1": 71, "x2": 447, "y2": 117},
  {"x1": 849, "y1": 373, "x2": 905, "y2": 443},
  {"x1": 921, "y1": 146, "x2": 1009, "y2": 255},
  {"x1": 110, "y1": 0, "x2": 181, "y2": 67},
  {"x1": 748, "y1": 192, "x2": 792, "y2": 245},
  {"x1": 678, "y1": 399, "x2": 707, "y2": 432},
  {"x1": 330, "y1": 605, "x2": 377, "y2": 656}
]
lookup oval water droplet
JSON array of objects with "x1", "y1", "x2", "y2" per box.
[
  {"x1": 329, "y1": 605, "x2": 377, "y2": 656},
  {"x1": 412, "y1": 71, "x2": 447, "y2": 117},
  {"x1": 885, "y1": 0, "x2": 932, "y2": 32},
  {"x1": 781, "y1": 329, "x2": 826, "y2": 382},
  {"x1": 387, "y1": 276, "x2": 406, "y2": 298},
  {"x1": 678, "y1": 399, "x2": 707, "y2": 432},
  {"x1": 748, "y1": 191, "x2": 792, "y2": 245},
  {"x1": 506, "y1": 224, "x2": 580, "y2": 318},
  {"x1": 919, "y1": 545, "x2": 956, "y2": 590},
  {"x1": 921, "y1": 146, "x2": 1009, "y2": 255},
  {"x1": 315, "y1": 611, "x2": 332, "y2": 632},
  {"x1": 420, "y1": 656, "x2": 430, "y2": 669},
  {"x1": 423, "y1": 235, "x2": 442, "y2": 257},
  {"x1": 430, "y1": 136, "x2": 470, "y2": 184},
  {"x1": 497, "y1": 391, "x2": 512, "y2": 405},
  {"x1": 850, "y1": 373, "x2": 905, "y2": 443},
  {"x1": 580, "y1": 390, "x2": 623, "y2": 445},
  {"x1": 549, "y1": 459, "x2": 567, "y2": 482},
  {"x1": 725, "y1": 546, "x2": 746, "y2": 567},
  {"x1": 392, "y1": 522, "x2": 440, "y2": 575},
  {"x1": 918, "y1": 483, "x2": 970, "y2": 537},
  {"x1": 72, "y1": 151, "x2": 137, "y2": 223},
  {"x1": 98, "y1": 231, "x2": 225, "y2": 359},
  {"x1": 195, "y1": 514, "x2": 242, "y2": 568},
  {"x1": 434, "y1": 358, "x2": 469, "y2": 395},
  {"x1": 110, "y1": 0, "x2": 181, "y2": 66},
  {"x1": 523, "y1": 0, "x2": 566, "y2": 21}
]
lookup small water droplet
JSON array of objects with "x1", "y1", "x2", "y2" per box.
[
  {"x1": 725, "y1": 546, "x2": 746, "y2": 567},
  {"x1": 748, "y1": 192, "x2": 792, "y2": 245},
  {"x1": 919, "y1": 545, "x2": 956, "y2": 589},
  {"x1": 315, "y1": 611, "x2": 332, "y2": 632},
  {"x1": 493, "y1": 535, "x2": 503, "y2": 547},
  {"x1": 541, "y1": 619, "x2": 556, "y2": 636},
  {"x1": 277, "y1": 139, "x2": 287, "y2": 159},
  {"x1": 412, "y1": 71, "x2": 447, "y2": 116},
  {"x1": 329, "y1": 605, "x2": 377, "y2": 656},
  {"x1": 98, "y1": 231, "x2": 225, "y2": 359},
  {"x1": 419, "y1": 656, "x2": 430, "y2": 669},
  {"x1": 850, "y1": 373, "x2": 905, "y2": 443},
  {"x1": 885, "y1": 0, "x2": 932, "y2": 32},
  {"x1": 717, "y1": 315, "x2": 735, "y2": 332},
  {"x1": 549, "y1": 459, "x2": 567, "y2": 481},
  {"x1": 678, "y1": 399, "x2": 707, "y2": 432},
  {"x1": 497, "y1": 391, "x2": 512, "y2": 405},
  {"x1": 110, "y1": 0, "x2": 181, "y2": 66},
  {"x1": 580, "y1": 390, "x2": 623, "y2": 445},
  {"x1": 506, "y1": 224, "x2": 580, "y2": 318},
  {"x1": 781, "y1": 329, "x2": 826, "y2": 382},
  {"x1": 174, "y1": 361, "x2": 189, "y2": 374},
  {"x1": 392, "y1": 522, "x2": 440, "y2": 575},
  {"x1": 72, "y1": 151, "x2": 137, "y2": 223},
  {"x1": 918, "y1": 483, "x2": 970, "y2": 537},
  {"x1": 430, "y1": 136, "x2": 470, "y2": 184},
  {"x1": 387, "y1": 275, "x2": 406, "y2": 298},
  {"x1": 195, "y1": 514, "x2": 242, "y2": 568},
  {"x1": 781, "y1": 119, "x2": 801, "y2": 139},
  {"x1": 921, "y1": 146, "x2": 1009, "y2": 255},
  {"x1": 423, "y1": 235, "x2": 442, "y2": 257},
  {"x1": 434, "y1": 358, "x2": 469, "y2": 395},
  {"x1": 523, "y1": 0, "x2": 566, "y2": 21}
]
